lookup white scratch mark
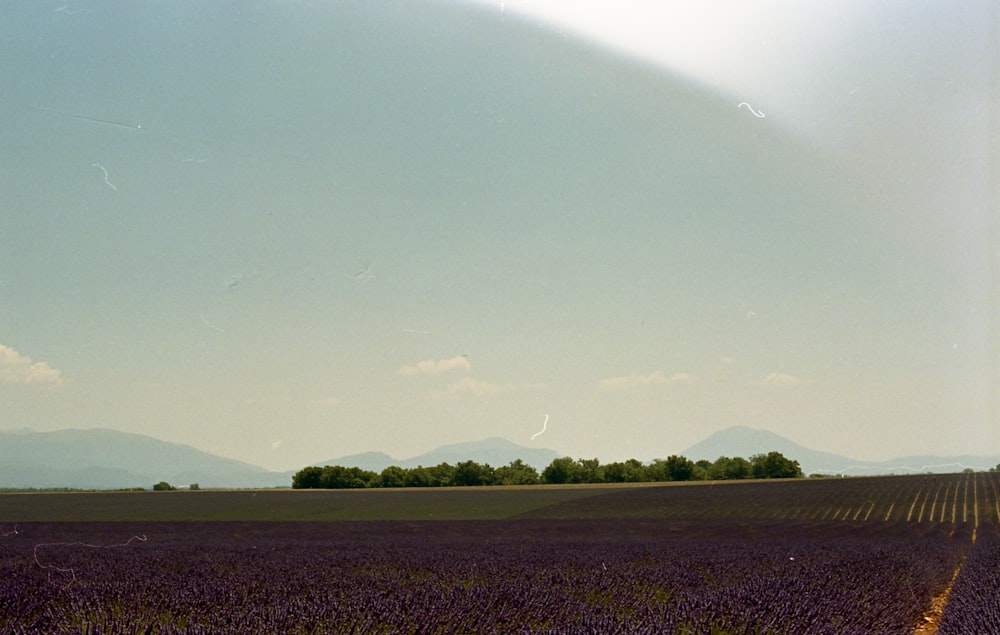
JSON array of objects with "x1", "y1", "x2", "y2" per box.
[
  {"x1": 738, "y1": 102, "x2": 766, "y2": 118},
  {"x1": 531, "y1": 414, "x2": 549, "y2": 441},
  {"x1": 200, "y1": 315, "x2": 225, "y2": 333},
  {"x1": 91, "y1": 163, "x2": 117, "y2": 190},
  {"x1": 354, "y1": 263, "x2": 375, "y2": 281}
]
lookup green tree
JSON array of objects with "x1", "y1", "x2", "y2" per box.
[
  {"x1": 451, "y1": 460, "x2": 496, "y2": 486},
  {"x1": 645, "y1": 458, "x2": 669, "y2": 482},
  {"x1": 152, "y1": 481, "x2": 176, "y2": 491},
  {"x1": 708, "y1": 456, "x2": 751, "y2": 480},
  {"x1": 604, "y1": 459, "x2": 646, "y2": 483},
  {"x1": 750, "y1": 452, "x2": 803, "y2": 479},
  {"x1": 541, "y1": 457, "x2": 579, "y2": 484},
  {"x1": 378, "y1": 465, "x2": 407, "y2": 488},
  {"x1": 494, "y1": 459, "x2": 539, "y2": 485},
  {"x1": 319, "y1": 465, "x2": 376, "y2": 488},
  {"x1": 692, "y1": 460, "x2": 712, "y2": 481},
  {"x1": 318, "y1": 465, "x2": 345, "y2": 489},
  {"x1": 663, "y1": 455, "x2": 696, "y2": 481},
  {"x1": 427, "y1": 463, "x2": 456, "y2": 487},
  {"x1": 404, "y1": 466, "x2": 433, "y2": 487},
  {"x1": 292, "y1": 466, "x2": 323, "y2": 489},
  {"x1": 572, "y1": 458, "x2": 604, "y2": 483}
]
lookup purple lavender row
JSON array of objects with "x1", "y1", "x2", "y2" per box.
[
  {"x1": 0, "y1": 519, "x2": 967, "y2": 633},
  {"x1": 937, "y1": 525, "x2": 1000, "y2": 633}
]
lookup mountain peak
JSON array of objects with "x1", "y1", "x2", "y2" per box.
[
  {"x1": 682, "y1": 426, "x2": 849, "y2": 475},
  {"x1": 694, "y1": 426, "x2": 795, "y2": 448}
]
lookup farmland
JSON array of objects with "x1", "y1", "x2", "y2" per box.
[{"x1": 2, "y1": 472, "x2": 999, "y2": 633}]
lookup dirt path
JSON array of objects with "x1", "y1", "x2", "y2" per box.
[
  {"x1": 915, "y1": 483, "x2": 978, "y2": 635},
  {"x1": 913, "y1": 564, "x2": 962, "y2": 635}
]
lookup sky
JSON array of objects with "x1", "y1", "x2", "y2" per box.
[{"x1": 1, "y1": 0, "x2": 996, "y2": 472}]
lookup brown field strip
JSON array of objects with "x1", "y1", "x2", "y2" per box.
[
  {"x1": 2, "y1": 473, "x2": 999, "y2": 524},
  {"x1": 0, "y1": 485, "x2": 639, "y2": 522}
]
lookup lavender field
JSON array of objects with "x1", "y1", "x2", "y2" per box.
[
  {"x1": 2, "y1": 472, "x2": 999, "y2": 633},
  {"x1": 937, "y1": 524, "x2": 1000, "y2": 633}
]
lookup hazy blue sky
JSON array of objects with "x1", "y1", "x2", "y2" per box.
[{"x1": 2, "y1": 1, "x2": 996, "y2": 471}]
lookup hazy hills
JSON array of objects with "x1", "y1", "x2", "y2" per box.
[
  {"x1": 682, "y1": 426, "x2": 855, "y2": 476},
  {"x1": 0, "y1": 428, "x2": 283, "y2": 490},
  {"x1": 0, "y1": 430, "x2": 559, "y2": 490},
  {"x1": 682, "y1": 426, "x2": 1000, "y2": 476},
  {"x1": 317, "y1": 437, "x2": 560, "y2": 473},
  {"x1": 2, "y1": 426, "x2": 998, "y2": 490}
]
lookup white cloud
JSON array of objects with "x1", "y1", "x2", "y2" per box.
[
  {"x1": 666, "y1": 372, "x2": 697, "y2": 385},
  {"x1": 0, "y1": 344, "x2": 64, "y2": 385},
  {"x1": 760, "y1": 372, "x2": 813, "y2": 387},
  {"x1": 398, "y1": 355, "x2": 471, "y2": 376},
  {"x1": 598, "y1": 370, "x2": 695, "y2": 392},
  {"x1": 429, "y1": 377, "x2": 543, "y2": 400}
]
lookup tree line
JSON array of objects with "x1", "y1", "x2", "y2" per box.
[{"x1": 291, "y1": 451, "x2": 803, "y2": 489}]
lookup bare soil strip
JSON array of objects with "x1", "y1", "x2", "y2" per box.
[
  {"x1": 914, "y1": 481, "x2": 979, "y2": 635},
  {"x1": 973, "y1": 474, "x2": 979, "y2": 528},
  {"x1": 914, "y1": 563, "x2": 962, "y2": 635},
  {"x1": 906, "y1": 491, "x2": 920, "y2": 522}
]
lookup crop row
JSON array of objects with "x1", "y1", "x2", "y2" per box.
[
  {"x1": 0, "y1": 519, "x2": 972, "y2": 634},
  {"x1": 937, "y1": 524, "x2": 1000, "y2": 633},
  {"x1": 3, "y1": 472, "x2": 997, "y2": 525},
  {"x1": 522, "y1": 472, "x2": 1000, "y2": 525}
]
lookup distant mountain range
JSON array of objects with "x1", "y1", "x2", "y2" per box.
[
  {"x1": 0, "y1": 428, "x2": 284, "y2": 490},
  {"x1": 0, "y1": 429, "x2": 559, "y2": 490},
  {"x1": 1, "y1": 426, "x2": 997, "y2": 490},
  {"x1": 317, "y1": 437, "x2": 560, "y2": 473},
  {"x1": 681, "y1": 426, "x2": 1000, "y2": 476}
]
